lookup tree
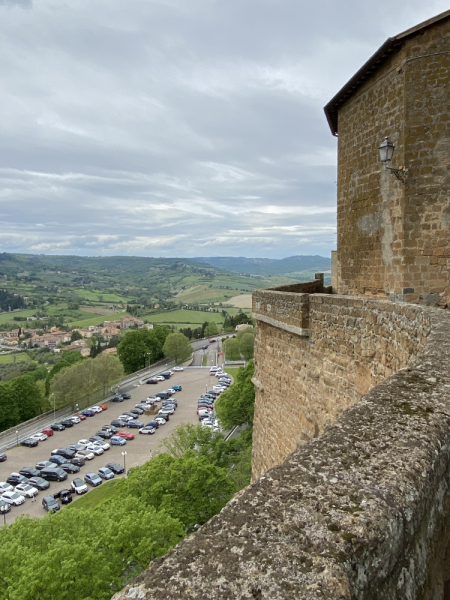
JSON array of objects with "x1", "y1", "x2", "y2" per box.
[
  {"x1": 223, "y1": 337, "x2": 240, "y2": 361},
  {"x1": 117, "y1": 327, "x2": 169, "y2": 374},
  {"x1": 162, "y1": 332, "x2": 191, "y2": 364},
  {"x1": 204, "y1": 321, "x2": 219, "y2": 336},
  {"x1": 215, "y1": 361, "x2": 255, "y2": 429},
  {"x1": 239, "y1": 332, "x2": 255, "y2": 360},
  {"x1": 70, "y1": 330, "x2": 83, "y2": 342}
]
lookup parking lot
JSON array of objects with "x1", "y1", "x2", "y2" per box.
[{"x1": 0, "y1": 366, "x2": 220, "y2": 525}]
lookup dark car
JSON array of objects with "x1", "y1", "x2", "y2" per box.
[
  {"x1": 89, "y1": 435, "x2": 105, "y2": 444},
  {"x1": 120, "y1": 393, "x2": 131, "y2": 400},
  {"x1": 42, "y1": 495, "x2": 60, "y2": 512},
  {"x1": 28, "y1": 476, "x2": 50, "y2": 491},
  {"x1": 105, "y1": 462, "x2": 125, "y2": 474},
  {"x1": 102, "y1": 425, "x2": 119, "y2": 434},
  {"x1": 53, "y1": 489, "x2": 73, "y2": 504},
  {"x1": 0, "y1": 454, "x2": 7, "y2": 462},
  {"x1": 110, "y1": 395, "x2": 123, "y2": 403},
  {"x1": 49, "y1": 455, "x2": 68, "y2": 466},
  {"x1": 84, "y1": 472, "x2": 102, "y2": 487},
  {"x1": 147, "y1": 420, "x2": 159, "y2": 429},
  {"x1": 130, "y1": 407, "x2": 144, "y2": 415},
  {"x1": 111, "y1": 419, "x2": 128, "y2": 428},
  {"x1": 6, "y1": 473, "x2": 27, "y2": 486},
  {"x1": 70, "y1": 457, "x2": 85, "y2": 467},
  {"x1": 52, "y1": 448, "x2": 76, "y2": 459},
  {"x1": 21, "y1": 438, "x2": 39, "y2": 448},
  {"x1": 160, "y1": 371, "x2": 172, "y2": 379},
  {"x1": 40, "y1": 467, "x2": 67, "y2": 482},
  {"x1": 19, "y1": 467, "x2": 41, "y2": 479},
  {"x1": 128, "y1": 420, "x2": 144, "y2": 429},
  {"x1": 201, "y1": 345, "x2": 208, "y2": 350},
  {"x1": 60, "y1": 419, "x2": 74, "y2": 428},
  {"x1": 95, "y1": 430, "x2": 112, "y2": 439},
  {"x1": 50, "y1": 423, "x2": 65, "y2": 431},
  {"x1": 61, "y1": 463, "x2": 80, "y2": 474},
  {"x1": 146, "y1": 378, "x2": 158, "y2": 384},
  {"x1": 156, "y1": 392, "x2": 170, "y2": 400},
  {"x1": 81, "y1": 409, "x2": 95, "y2": 417},
  {"x1": 0, "y1": 499, "x2": 11, "y2": 514}
]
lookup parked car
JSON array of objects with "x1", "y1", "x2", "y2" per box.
[
  {"x1": 171, "y1": 385, "x2": 182, "y2": 391},
  {"x1": 0, "y1": 482, "x2": 13, "y2": 494},
  {"x1": 89, "y1": 406, "x2": 103, "y2": 414},
  {"x1": 81, "y1": 409, "x2": 95, "y2": 417},
  {"x1": 73, "y1": 413, "x2": 86, "y2": 421},
  {"x1": 118, "y1": 415, "x2": 133, "y2": 422},
  {"x1": 110, "y1": 395, "x2": 124, "y2": 402},
  {"x1": 68, "y1": 443, "x2": 86, "y2": 451},
  {"x1": 61, "y1": 463, "x2": 80, "y2": 474},
  {"x1": 18, "y1": 467, "x2": 40, "y2": 479},
  {"x1": 120, "y1": 393, "x2": 131, "y2": 400},
  {"x1": 111, "y1": 419, "x2": 128, "y2": 428},
  {"x1": 86, "y1": 444, "x2": 104, "y2": 456},
  {"x1": 128, "y1": 420, "x2": 144, "y2": 429},
  {"x1": 2, "y1": 491, "x2": 25, "y2": 506},
  {"x1": 84, "y1": 473, "x2": 102, "y2": 487},
  {"x1": 139, "y1": 425, "x2": 156, "y2": 435},
  {"x1": 146, "y1": 378, "x2": 158, "y2": 384},
  {"x1": 156, "y1": 392, "x2": 170, "y2": 400},
  {"x1": 146, "y1": 419, "x2": 159, "y2": 429},
  {"x1": 117, "y1": 431, "x2": 134, "y2": 440},
  {"x1": 102, "y1": 425, "x2": 119, "y2": 434},
  {"x1": 99, "y1": 404, "x2": 108, "y2": 410},
  {"x1": 90, "y1": 439, "x2": 110, "y2": 451},
  {"x1": 71, "y1": 478, "x2": 88, "y2": 495},
  {"x1": 35, "y1": 461, "x2": 54, "y2": 471},
  {"x1": 154, "y1": 417, "x2": 167, "y2": 426},
  {"x1": 70, "y1": 457, "x2": 85, "y2": 467},
  {"x1": 21, "y1": 438, "x2": 39, "y2": 448},
  {"x1": 76, "y1": 450, "x2": 95, "y2": 461},
  {"x1": 15, "y1": 483, "x2": 38, "y2": 498},
  {"x1": 30, "y1": 432, "x2": 48, "y2": 442},
  {"x1": 110, "y1": 436, "x2": 126, "y2": 446},
  {"x1": 48, "y1": 455, "x2": 68, "y2": 466},
  {"x1": 51, "y1": 448, "x2": 76, "y2": 459},
  {"x1": 155, "y1": 375, "x2": 165, "y2": 381},
  {"x1": 0, "y1": 499, "x2": 11, "y2": 513},
  {"x1": 0, "y1": 454, "x2": 7, "y2": 462},
  {"x1": 70, "y1": 416, "x2": 81, "y2": 424},
  {"x1": 98, "y1": 467, "x2": 114, "y2": 480},
  {"x1": 42, "y1": 495, "x2": 60, "y2": 512},
  {"x1": 40, "y1": 467, "x2": 67, "y2": 482},
  {"x1": 41, "y1": 428, "x2": 54, "y2": 437},
  {"x1": 6, "y1": 473, "x2": 27, "y2": 486},
  {"x1": 172, "y1": 366, "x2": 183, "y2": 371},
  {"x1": 28, "y1": 476, "x2": 50, "y2": 491},
  {"x1": 53, "y1": 488, "x2": 73, "y2": 504},
  {"x1": 60, "y1": 419, "x2": 74, "y2": 428},
  {"x1": 95, "y1": 430, "x2": 112, "y2": 439},
  {"x1": 130, "y1": 407, "x2": 144, "y2": 415},
  {"x1": 50, "y1": 423, "x2": 65, "y2": 431},
  {"x1": 105, "y1": 462, "x2": 125, "y2": 474}
]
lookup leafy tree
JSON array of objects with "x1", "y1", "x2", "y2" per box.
[
  {"x1": 162, "y1": 332, "x2": 191, "y2": 364},
  {"x1": 12, "y1": 373, "x2": 42, "y2": 422},
  {"x1": 204, "y1": 321, "x2": 219, "y2": 336},
  {"x1": 215, "y1": 361, "x2": 255, "y2": 429},
  {"x1": 126, "y1": 452, "x2": 235, "y2": 531},
  {"x1": 223, "y1": 337, "x2": 240, "y2": 361},
  {"x1": 239, "y1": 332, "x2": 255, "y2": 360},
  {"x1": 70, "y1": 330, "x2": 83, "y2": 342},
  {"x1": 117, "y1": 327, "x2": 169, "y2": 374}
]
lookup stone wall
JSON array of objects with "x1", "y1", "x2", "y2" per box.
[
  {"x1": 336, "y1": 17, "x2": 450, "y2": 305},
  {"x1": 251, "y1": 290, "x2": 431, "y2": 480},
  {"x1": 112, "y1": 302, "x2": 450, "y2": 600}
]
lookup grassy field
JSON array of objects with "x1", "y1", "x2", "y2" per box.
[
  {"x1": 73, "y1": 289, "x2": 130, "y2": 303},
  {"x1": 175, "y1": 285, "x2": 233, "y2": 304},
  {"x1": 0, "y1": 308, "x2": 37, "y2": 326},
  {"x1": 144, "y1": 309, "x2": 224, "y2": 327},
  {"x1": 226, "y1": 294, "x2": 252, "y2": 309},
  {"x1": 224, "y1": 367, "x2": 241, "y2": 381},
  {"x1": 0, "y1": 352, "x2": 31, "y2": 364},
  {"x1": 68, "y1": 311, "x2": 129, "y2": 328},
  {"x1": 66, "y1": 478, "x2": 124, "y2": 511}
]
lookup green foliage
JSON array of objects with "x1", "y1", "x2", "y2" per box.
[
  {"x1": 50, "y1": 353, "x2": 124, "y2": 410},
  {"x1": 117, "y1": 327, "x2": 169, "y2": 374},
  {"x1": 126, "y1": 452, "x2": 235, "y2": 531},
  {"x1": 215, "y1": 361, "x2": 255, "y2": 430},
  {"x1": 223, "y1": 337, "x2": 241, "y2": 360},
  {"x1": 239, "y1": 332, "x2": 254, "y2": 360},
  {"x1": 0, "y1": 371, "x2": 43, "y2": 432},
  {"x1": 223, "y1": 311, "x2": 253, "y2": 332},
  {"x1": 162, "y1": 332, "x2": 191, "y2": 364},
  {"x1": 204, "y1": 321, "x2": 219, "y2": 336},
  {"x1": 0, "y1": 498, "x2": 184, "y2": 600},
  {"x1": 70, "y1": 330, "x2": 83, "y2": 342}
]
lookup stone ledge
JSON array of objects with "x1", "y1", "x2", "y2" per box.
[
  {"x1": 111, "y1": 305, "x2": 450, "y2": 600},
  {"x1": 252, "y1": 311, "x2": 310, "y2": 337}
]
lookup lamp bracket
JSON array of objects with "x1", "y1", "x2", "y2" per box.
[{"x1": 385, "y1": 165, "x2": 408, "y2": 182}]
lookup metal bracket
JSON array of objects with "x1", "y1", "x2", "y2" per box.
[{"x1": 385, "y1": 165, "x2": 408, "y2": 182}]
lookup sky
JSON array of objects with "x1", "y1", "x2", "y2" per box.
[{"x1": 1, "y1": 0, "x2": 448, "y2": 259}]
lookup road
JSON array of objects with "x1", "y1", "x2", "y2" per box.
[{"x1": 0, "y1": 367, "x2": 220, "y2": 526}]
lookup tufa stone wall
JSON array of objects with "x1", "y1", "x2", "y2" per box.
[
  {"x1": 112, "y1": 301, "x2": 450, "y2": 600},
  {"x1": 251, "y1": 287, "x2": 431, "y2": 480},
  {"x1": 336, "y1": 17, "x2": 450, "y2": 306}
]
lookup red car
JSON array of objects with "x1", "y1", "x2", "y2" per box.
[
  {"x1": 42, "y1": 428, "x2": 54, "y2": 437},
  {"x1": 74, "y1": 413, "x2": 86, "y2": 421},
  {"x1": 117, "y1": 431, "x2": 134, "y2": 440},
  {"x1": 99, "y1": 404, "x2": 107, "y2": 411}
]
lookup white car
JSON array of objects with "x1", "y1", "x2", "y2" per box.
[
  {"x1": 90, "y1": 406, "x2": 103, "y2": 414},
  {"x1": 155, "y1": 375, "x2": 165, "y2": 381},
  {"x1": 154, "y1": 416, "x2": 167, "y2": 425},
  {"x1": 71, "y1": 478, "x2": 88, "y2": 495},
  {"x1": 76, "y1": 450, "x2": 95, "y2": 461},
  {"x1": 70, "y1": 416, "x2": 81, "y2": 424},
  {"x1": 118, "y1": 415, "x2": 133, "y2": 422},
  {"x1": 15, "y1": 483, "x2": 38, "y2": 498},
  {"x1": 93, "y1": 440, "x2": 110, "y2": 451},
  {"x1": 201, "y1": 420, "x2": 214, "y2": 428},
  {"x1": 30, "y1": 432, "x2": 48, "y2": 442},
  {"x1": 166, "y1": 389, "x2": 176, "y2": 395},
  {"x1": 78, "y1": 439, "x2": 90, "y2": 447},
  {"x1": 86, "y1": 443, "x2": 104, "y2": 456},
  {"x1": 172, "y1": 366, "x2": 183, "y2": 371},
  {"x1": 2, "y1": 491, "x2": 25, "y2": 506},
  {"x1": 0, "y1": 482, "x2": 13, "y2": 494}
]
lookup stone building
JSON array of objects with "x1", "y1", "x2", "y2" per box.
[{"x1": 113, "y1": 11, "x2": 450, "y2": 600}]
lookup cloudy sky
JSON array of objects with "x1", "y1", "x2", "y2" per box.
[{"x1": 0, "y1": 0, "x2": 448, "y2": 259}]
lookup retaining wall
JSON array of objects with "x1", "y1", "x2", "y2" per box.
[{"x1": 112, "y1": 298, "x2": 450, "y2": 600}]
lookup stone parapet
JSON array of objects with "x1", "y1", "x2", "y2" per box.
[
  {"x1": 252, "y1": 287, "x2": 312, "y2": 337},
  {"x1": 111, "y1": 303, "x2": 450, "y2": 600}
]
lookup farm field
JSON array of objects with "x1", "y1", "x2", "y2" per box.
[
  {"x1": 143, "y1": 308, "x2": 224, "y2": 328},
  {"x1": 175, "y1": 285, "x2": 233, "y2": 304},
  {"x1": 0, "y1": 309, "x2": 37, "y2": 326},
  {"x1": 73, "y1": 289, "x2": 130, "y2": 303},
  {"x1": 79, "y1": 306, "x2": 120, "y2": 315},
  {"x1": 226, "y1": 294, "x2": 252, "y2": 309},
  {"x1": 0, "y1": 352, "x2": 31, "y2": 364},
  {"x1": 68, "y1": 311, "x2": 129, "y2": 329}
]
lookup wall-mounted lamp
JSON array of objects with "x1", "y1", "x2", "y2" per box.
[{"x1": 378, "y1": 137, "x2": 407, "y2": 182}]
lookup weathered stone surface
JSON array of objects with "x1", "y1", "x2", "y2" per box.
[{"x1": 112, "y1": 300, "x2": 450, "y2": 600}]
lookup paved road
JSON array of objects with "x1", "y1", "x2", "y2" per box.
[{"x1": 0, "y1": 367, "x2": 217, "y2": 525}]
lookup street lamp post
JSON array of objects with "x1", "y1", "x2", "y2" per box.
[
  {"x1": 0, "y1": 503, "x2": 7, "y2": 525},
  {"x1": 51, "y1": 393, "x2": 55, "y2": 421},
  {"x1": 16, "y1": 430, "x2": 19, "y2": 446},
  {"x1": 122, "y1": 451, "x2": 127, "y2": 476},
  {"x1": 146, "y1": 352, "x2": 151, "y2": 369}
]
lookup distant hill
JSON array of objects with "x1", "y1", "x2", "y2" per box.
[{"x1": 194, "y1": 255, "x2": 331, "y2": 277}]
